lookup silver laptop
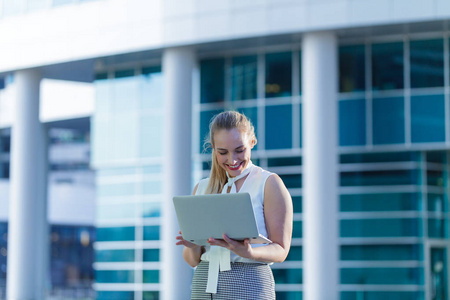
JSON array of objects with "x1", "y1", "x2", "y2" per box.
[{"x1": 173, "y1": 193, "x2": 272, "y2": 246}]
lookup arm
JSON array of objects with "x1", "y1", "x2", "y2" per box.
[
  {"x1": 208, "y1": 174, "x2": 293, "y2": 263},
  {"x1": 175, "y1": 183, "x2": 206, "y2": 267}
]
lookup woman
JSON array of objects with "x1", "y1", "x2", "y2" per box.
[{"x1": 176, "y1": 111, "x2": 293, "y2": 299}]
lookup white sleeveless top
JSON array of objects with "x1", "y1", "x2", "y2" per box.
[{"x1": 195, "y1": 163, "x2": 273, "y2": 264}]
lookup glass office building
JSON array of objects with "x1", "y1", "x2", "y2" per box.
[{"x1": 90, "y1": 35, "x2": 450, "y2": 300}]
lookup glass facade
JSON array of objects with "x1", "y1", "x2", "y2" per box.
[
  {"x1": 195, "y1": 36, "x2": 450, "y2": 300},
  {"x1": 91, "y1": 35, "x2": 450, "y2": 300},
  {"x1": 92, "y1": 66, "x2": 163, "y2": 299}
]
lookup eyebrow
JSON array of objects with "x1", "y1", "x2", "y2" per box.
[{"x1": 216, "y1": 145, "x2": 244, "y2": 151}]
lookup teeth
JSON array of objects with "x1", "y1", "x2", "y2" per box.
[{"x1": 229, "y1": 163, "x2": 240, "y2": 168}]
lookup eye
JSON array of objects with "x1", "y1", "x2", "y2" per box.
[{"x1": 218, "y1": 151, "x2": 227, "y2": 155}]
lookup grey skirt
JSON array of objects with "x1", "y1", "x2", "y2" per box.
[{"x1": 191, "y1": 261, "x2": 275, "y2": 300}]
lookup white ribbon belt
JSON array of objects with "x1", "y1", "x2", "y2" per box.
[{"x1": 204, "y1": 161, "x2": 253, "y2": 294}]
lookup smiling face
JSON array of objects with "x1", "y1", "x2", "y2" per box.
[{"x1": 213, "y1": 128, "x2": 255, "y2": 178}]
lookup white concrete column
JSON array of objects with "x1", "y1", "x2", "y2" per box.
[
  {"x1": 161, "y1": 47, "x2": 196, "y2": 300},
  {"x1": 7, "y1": 69, "x2": 48, "y2": 300},
  {"x1": 302, "y1": 32, "x2": 339, "y2": 300}
]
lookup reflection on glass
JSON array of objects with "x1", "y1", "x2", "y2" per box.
[
  {"x1": 411, "y1": 95, "x2": 445, "y2": 143},
  {"x1": 430, "y1": 248, "x2": 447, "y2": 300},
  {"x1": 201, "y1": 58, "x2": 225, "y2": 103},
  {"x1": 265, "y1": 52, "x2": 292, "y2": 98},
  {"x1": 339, "y1": 45, "x2": 365, "y2": 92},
  {"x1": 372, "y1": 42, "x2": 404, "y2": 91},
  {"x1": 230, "y1": 55, "x2": 257, "y2": 101},
  {"x1": 372, "y1": 97, "x2": 405, "y2": 144},
  {"x1": 339, "y1": 99, "x2": 366, "y2": 146},
  {"x1": 410, "y1": 39, "x2": 444, "y2": 88}
]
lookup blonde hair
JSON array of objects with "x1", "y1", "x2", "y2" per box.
[{"x1": 204, "y1": 111, "x2": 257, "y2": 194}]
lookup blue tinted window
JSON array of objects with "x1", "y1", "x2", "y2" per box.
[
  {"x1": 292, "y1": 221, "x2": 302, "y2": 238},
  {"x1": 143, "y1": 249, "x2": 160, "y2": 262},
  {"x1": 339, "y1": 45, "x2": 366, "y2": 92},
  {"x1": 292, "y1": 196, "x2": 302, "y2": 213},
  {"x1": 143, "y1": 292, "x2": 159, "y2": 299},
  {"x1": 265, "y1": 105, "x2": 292, "y2": 149},
  {"x1": 341, "y1": 170, "x2": 419, "y2": 187},
  {"x1": 340, "y1": 193, "x2": 421, "y2": 212},
  {"x1": 428, "y1": 194, "x2": 446, "y2": 212},
  {"x1": 200, "y1": 58, "x2": 225, "y2": 103},
  {"x1": 143, "y1": 270, "x2": 159, "y2": 283},
  {"x1": 341, "y1": 267, "x2": 423, "y2": 285},
  {"x1": 97, "y1": 291, "x2": 134, "y2": 300},
  {"x1": 428, "y1": 218, "x2": 446, "y2": 238},
  {"x1": 279, "y1": 174, "x2": 301, "y2": 189},
  {"x1": 372, "y1": 97, "x2": 405, "y2": 144},
  {"x1": 95, "y1": 249, "x2": 135, "y2": 262},
  {"x1": 341, "y1": 244, "x2": 422, "y2": 261},
  {"x1": 372, "y1": 42, "x2": 404, "y2": 91},
  {"x1": 272, "y1": 268, "x2": 302, "y2": 284},
  {"x1": 200, "y1": 109, "x2": 223, "y2": 153},
  {"x1": 411, "y1": 94, "x2": 445, "y2": 143},
  {"x1": 410, "y1": 39, "x2": 444, "y2": 88},
  {"x1": 265, "y1": 52, "x2": 292, "y2": 98},
  {"x1": 341, "y1": 219, "x2": 422, "y2": 237},
  {"x1": 143, "y1": 226, "x2": 160, "y2": 240},
  {"x1": 97, "y1": 227, "x2": 135, "y2": 242},
  {"x1": 230, "y1": 55, "x2": 257, "y2": 101},
  {"x1": 339, "y1": 99, "x2": 366, "y2": 146},
  {"x1": 95, "y1": 270, "x2": 134, "y2": 283},
  {"x1": 286, "y1": 246, "x2": 302, "y2": 261},
  {"x1": 341, "y1": 291, "x2": 424, "y2": 300},
  {"x1": 276, "y1": 291, "x2": 303, "y2": 300}
]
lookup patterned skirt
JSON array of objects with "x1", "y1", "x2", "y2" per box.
[{"x1": 191, "y1": 261, "x2": 275, "y2": 300}]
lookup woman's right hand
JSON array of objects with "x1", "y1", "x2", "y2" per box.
[{"x1": 176, "y1": 231, "x2": 199, "y2": 249}]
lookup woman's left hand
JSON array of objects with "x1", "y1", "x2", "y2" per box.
[{"x1": 207, "y1": 234, "x2": 253, "y2": 259}]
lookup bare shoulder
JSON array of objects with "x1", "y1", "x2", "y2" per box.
[
  {"x1": 264, "y1": 174, "x2": 291, "y2": 201},
  {"x1": 265, "y1": 174, "x2": 288, "y2": 194}
]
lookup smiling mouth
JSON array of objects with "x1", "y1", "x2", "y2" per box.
[{"x1": 227, "y1": 162, "x2": 242, "y2": 171}]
